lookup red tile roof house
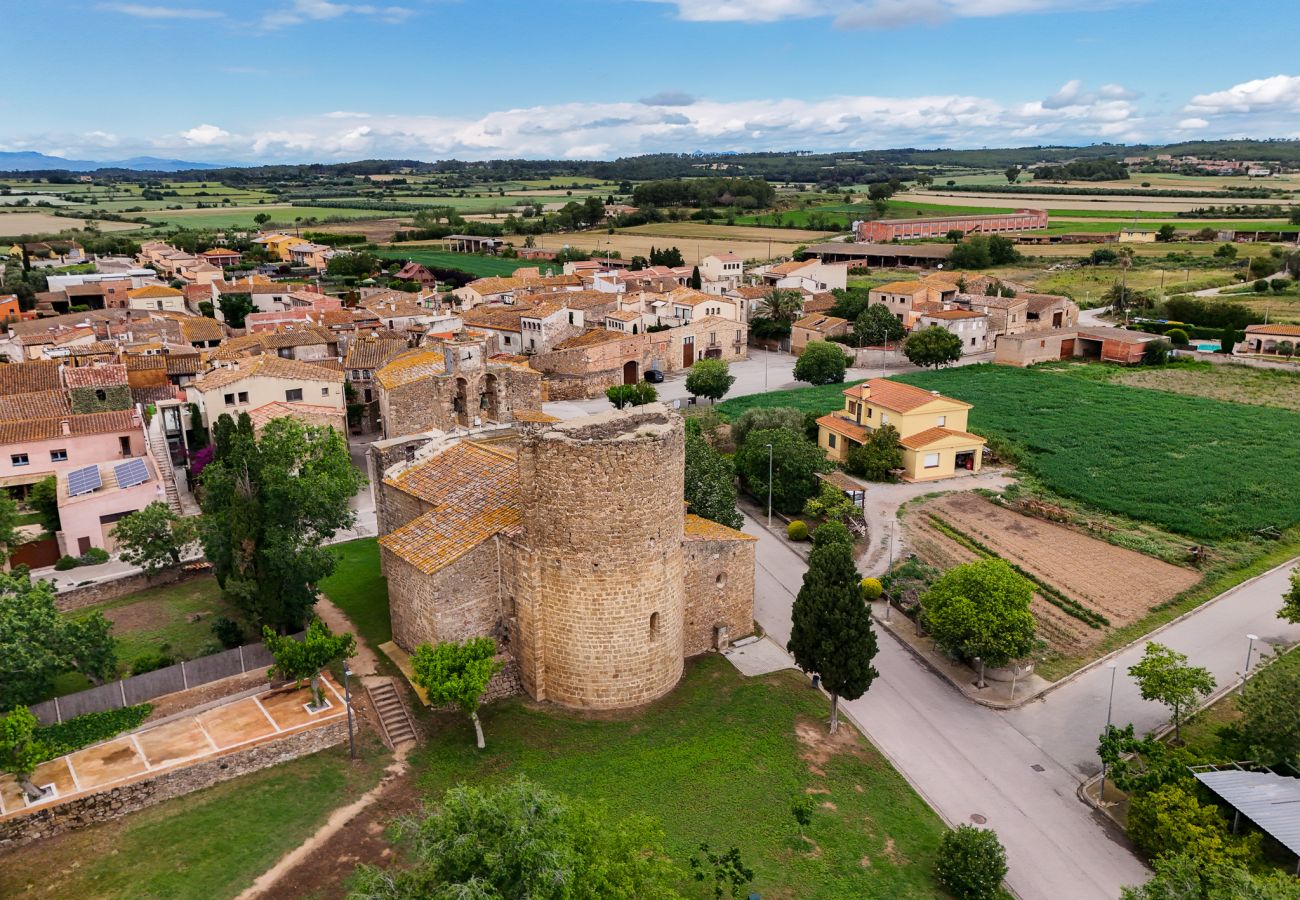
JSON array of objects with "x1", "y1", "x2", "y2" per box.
[
  {"x1": 394, "y1": 262, "x2": 438, "y2": 287},
  {"x1": 1243, "y1": 324, "x2": 1300, "y2": 355}
]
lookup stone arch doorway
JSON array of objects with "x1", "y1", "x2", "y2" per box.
[
  {"x1": 454, "y1": 377, "x2": 470, "y2": 426},
  {"x1": 481, "y1": 373, "x2": 500, "y2": 421},
  {"x1": 623, "y1": 360, "x2": 639, "y2": 385}
]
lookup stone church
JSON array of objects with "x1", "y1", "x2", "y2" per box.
[{"x1": 373, "y1": 404, "x2": 756, "y2": 710}]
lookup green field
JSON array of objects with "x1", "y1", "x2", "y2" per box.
[
  {"x1": 378, "y1": 246, "x2": 535, "y2": 277},
  {"x1": 0, "y1": 739, "x2": 390, "y2": 900},
  {"x1": 142, "y1": 205, "x2": 400, "y2": 228},
  {"x1": 319, "y1": 537, "x2": 392, "y2": 649},
  {"x1": 895, "y1": 365, "x2": 1300, "y2": 540},
  {"x1": 416, "y1": 653, "x2": 948, "y2": 898}
]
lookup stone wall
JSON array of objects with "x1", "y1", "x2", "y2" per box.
[
  {"x1": 541, "y1": 370, "x2": 622, "y2": 401},
  {"x1": 69, "y1": 384, "x2": 133, "y2": 414},
  {"x1": 378, "y1": 365, "x2": 542, "y2": 439},
  {"x1": 682, "y1": 537, "x2": 757, "y2": 657},
  {"x1": 0, "y1": 719, "x2": 346, "y2": 849},
  {"x1": 515, "y1": 405, "x2": 686, "y2": 709},
  {"x1": 385, "y1": 542, "x2": 506, "y2": 653},
  {"x1": 55, "y1": 563, "x2": 213, "y2": 613}
]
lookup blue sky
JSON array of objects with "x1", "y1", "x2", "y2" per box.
[{"x1": 3, "y1": 0, "x2": 1299, "y2": 162}]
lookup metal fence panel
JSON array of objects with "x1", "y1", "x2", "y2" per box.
[
  {"x1": 52, "y1": 681, "x2": 129, "y2": 721},
  {"x1": 182, "y1": 647, "x2": 244, "y2": 686},
  {"x1": 122, "y1": 666, "x2": 186, "y2": 706},
  {"x1": 242, "y1": 641, "x2": 275, "y2": 670}
]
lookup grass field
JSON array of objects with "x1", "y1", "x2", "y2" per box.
[
  {"x1": 416, "y1": 653, "x2": 948, "y2": 898},
  {"x1": 319, "y1": 537, "x2": 392, "y2": 649},
  {"x1": 1052, "y1": 359, "x2": 1300, "y2": 412},
  {"x1": 0, "y1": 212, "x2": 142, "y2": 237},
  {"x1": 502, "y1": 226, "x2": 808, "y2": 262},
  {"x1": 377, "y1": 246, "x2": 534, "y2": 277},
  {"x1": 142, "y1": 205, "x2": 402, "y2": 229},
  {"x1": 1015, "y1": 264, "x2": 1240, "y2": 302},
  {"x1": 0, "y1": 739, "x2": 390, "y2": 900}
]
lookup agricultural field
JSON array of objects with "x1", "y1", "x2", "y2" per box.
[
  {"x1": 896, "y1": 365, "x2": 1300, "y2": 541},
  {"x1": 497, "y1": 223, "x2": 814, "y2": 262},
  {"x1": 1052, "y1": 359, "x2": 1300, "y2": 412},
  {"x1": 141, "y1": 205, "x2": 401, "y2": 229},
  {"x1": 0, "y1": 211, "x2": 141, "y2": 237},
  {"x1": 903, "y1": 493, "x2": 1199, "y2": 656},
  {"x1": 916, "y1": 188, "x2": 1295, "y2": 214},
  {"x1": 376, "y1": 246, "x2": 534, "y2": 277},
  {"x1": 1012, "y1": 263, "x2": 1241, "y2": 303}
]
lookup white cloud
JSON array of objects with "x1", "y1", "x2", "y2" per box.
[
  {"x1": 646, "y1": 0, "x2": 1136, "y2": 28},
  {"x1": 99, "y1": 3, "x2": 223, "y2": 19},
  {"x1": 179, "y1": 124, "x2": 231, "y2": 145},
  {"x1": 1185, "y1": 74, "x2": 1300, "y2": 114},
  {"x1": 1176, "y1": 117, "x2": 1208, "y2": 130},
  {"x1": 261, "y1": 0, "x2": 415, "y2": 30}
]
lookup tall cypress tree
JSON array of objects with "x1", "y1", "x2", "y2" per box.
[{"x1": 788, "y1": 542, "x2": 879, "y2": 733}]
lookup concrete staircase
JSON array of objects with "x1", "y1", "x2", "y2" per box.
[
  {"x1": 366, "y1": 679, "x2": 416, "y2": 748},
  {"x1": 146, "y1": 419, "x2": 184, "y2": 515}
]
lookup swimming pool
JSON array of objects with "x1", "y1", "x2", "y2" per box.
[{"x1": 1191, "y1": 340, "x2": 1221, "y2": 352}]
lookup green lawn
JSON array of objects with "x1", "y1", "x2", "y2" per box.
[
  {"x1": 716, "y1": 380, "x2": 865, "y2": 420},
  {"x1": 319, "y1": 537, "x2": 392, "y2": 648},
  {"x1": 377, "y1": 246, "x2": 533, "y2": 277},
  {"x1": 416, "y1": 654, "x2": 947, "y2": 898},
  {"x1": 0, "y1": 740, "x2": 390, "y2": 900}
]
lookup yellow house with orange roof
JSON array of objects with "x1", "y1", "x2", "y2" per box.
[
  {"x1": 252, "y1": 232, "x2": 310, "y2": 262},
  {"x1": 816, "y1": 378, "x2": 986, "y2": 482}
]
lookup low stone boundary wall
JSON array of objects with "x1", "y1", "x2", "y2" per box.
[
  {"x1": 54, "y1": 563, "x2": 213, "y2": 613},
  {"x1": 0, "y1": 718, "x2": 347, "y2": 850}
]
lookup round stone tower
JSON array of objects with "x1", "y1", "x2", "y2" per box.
[{"x1": 516, "y1": 404, "x2": 685, "y2": 709}]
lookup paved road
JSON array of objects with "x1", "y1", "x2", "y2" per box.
[
  {"x1": 1004, "y1": 559, "x2": 1300, "y2": 780},
  {"x1": 742, "y1": 512, "x2": 1151, "y2": 900}
]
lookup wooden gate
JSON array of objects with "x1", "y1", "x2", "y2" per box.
[
  {"x1": 10, "y1": 537, "x2": 59, "y2": 569},
  {"x1": 682, "y1": 336, "x2": 694, "y2": 368},
  {"x1": 1059, "y1": 338, "x2": 1075, "y2": 359}
]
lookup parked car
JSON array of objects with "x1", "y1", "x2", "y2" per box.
[{"x1": 644, "y1": 369, "x2": 664, "y2": 383}]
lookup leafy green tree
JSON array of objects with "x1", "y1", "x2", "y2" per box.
[
  {"x1": 1143, "y1": 339, "x2": 1173, "y2": 365},
  {"x1": 1004, "y1": 166, "x2": 1020, "y2": 184},
  {"x1": 253, "y1": 212, "x2": 271, "y2": 226},
  {"x1": 110, "y1": 502, "x2": 198, "y2": 575},
  {"x1": 920, "y1": 559, "x2": 1035, "y2": 685},
  {"x1": 793, "y1": 340, "x2": 849, "y2": 386},
  {"x1": 217, "y1": 292, "x2": 254, "y2": 329},
  {"x1": 606, "y1": 382, "x2": 657, "y2": 408},
  {"x1": 1097, "y1": 723, "x2": 1190, "y2": 795},
  {"x1": 1, "y1": 572, "x2": 117, "y2": 708},
  {"x1": 854, "y1": 304, "x2": 905, "y2": 347},
  {"x1": 0, "y1": 706, "x2": 47, "y2": 801},
  {"x1": 263, "y1": 617, "x2": 356, "y2": 709},
  {"x1": 729, "y1": 406, "x2": 805, "y2": 448},
  {"x1": 935, "y1": 825, "x2": 1008, "y2": 900},
  {"x1": 757, "y1": 288, "x2": 804, "y2": 324},
  {"x1": 1231, "y1": 648, "x2": 1300, "y2": 767},
  {"x1": 684, "y1": 432, "x2": 742, "y2": 530},
  {"x1": 810, "y1": 520, "x2": 853, "y2": 549},
  {"x1": 688, "y1": 265, "x2": 702, "y2": 289},
  {"x1": 1120, "y1": 851, "x2": 1300, "y2": 899},
  {"x1": 689, "y1": 843, "x2": 754, "y2": 900},
  {"x1": 734, "y1": 427, "x2": 829, "y2": 515},
  {"x1": 685, "y1": 358, "x2": 735, "y2": 404},
  {"x1": 844, "y1": 423, "x2": 903, "y2": 481},
  {"x1": 790, "y1": 794, "x2": 816, "y2": 838},
  {"x1": 1213, "y1": 243, "x2": 1237, "y2": 260},
  {"x1": 199, "y1": 416, "x2": 364, "y2": 633},
  {"x1": 1127, "y1": 642, "x2": 1216, "y2": 742},
  {"x1": 349, "y1": 776, "x2": 682, "y2": 899},
  {"x1": 1157, "y1": 224, "x2": 1178, "y2": 242},
  {"x1": 412, "y1": 636, "x2": 503, "y2": 749},
  {"x1": 788, "y1": 541, "x2": 879, "y2": 732},
  {"x1": 985, "y1": 235, "x2": 1020, "y2": 265},
  {"x1": 1279, "y1": 571, "x2": 1300, "y2": 623},
  {"x1": 802, "y1": 481, "x2": 855, "y2": 523},
  {"x1": 904, "y1": 326, "x2": 963, "y2": 368},
  {"x1": 0, "y1": 495, "x2": 21, "y2": 561},
  {"x1": 1127, "y1": 782, "x2": 1259, "y2": 866},
  {"x1": 29, "y1": 475, "x2": 59, "y2": 534},
  {"x1": 948, "y1": 237, "x2": 991, "y2": 269}
]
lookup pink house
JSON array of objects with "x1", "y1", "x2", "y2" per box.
[
  {"x1": 0, "y1": 409, "x2": 148, "y2": 501},
  {"x1": 57, "y1": 454, "x2": 168, "y2": 555}
]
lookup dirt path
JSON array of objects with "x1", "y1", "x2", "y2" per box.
[{"x1": 315, "y1": 595, "x2": 381, "y2": 676}]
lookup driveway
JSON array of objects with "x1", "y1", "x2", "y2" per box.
[{"x1": 742, "y1": 511, "x2": 1151, "y2": 899}]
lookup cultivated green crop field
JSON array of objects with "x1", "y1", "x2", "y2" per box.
[
  {"x1": 896, "y1": 365, "x2": 1300, "y2": 540},
  {"x1": 142, "y1": 205, "x2": 399, "y2": 228},
  {"x1": 378, "y1": 246, "x2": 535, "y2": 277}
]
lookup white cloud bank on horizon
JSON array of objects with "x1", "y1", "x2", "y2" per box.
[
  {"x1": 642, "y1": 0, "x2": 1135, "y2": 28},
  {"x1": 4, "y1": 76, "x2": 1297, "y2": 164}
]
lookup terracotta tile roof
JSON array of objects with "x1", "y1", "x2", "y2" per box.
[
  {"x1": 179, "y1": 317, "x2": 225, "y2": 343},
  {"x1": 63, "y1": 364, "x2": 128, "y2": 388},
  {"x1": 0, "y1": 409, "x2": 138, "y2": 444},
  {"x1": 463, "y1": 277, "x2": 524, "y2": 296},
  {"x1": 374, "y1": 349, "x2": 446, "y2": 390},
  {"x1": 794, "y1": 313, "x2": 848, "y2": 331},
  {"x1": 0, "y1": 389, "x2": 70, "y2": 422},
  {"x1": 345, "y1": 337, "x2": 409, "y2": 371},
  {"x1": 165, "y1": 354, "x2": 202, "y2": 376},
  {"x1": 53, "y1": 327, "x2": 96, "y2": 345},
  {"x1": 259, "y1": 326, "x2": 335, "y2": 350},
  {"x1": 554, "y1": 328, "x2": 630, "y2": 350},
  {"x1": 132, "y1": 384, "x2": 180, "y2": 405},
  {"x1": 379, "y1": 442, "x2": 521, "y2": 574},
  {"x1": 127, "y1": 285, "x2": 184, "y2": 300},
  {"x1": 511, "y1": 408, "x2": 559, "y2": 424},
  {"x1": 194, "y1": 355, "x2": 345, "y2": 392},
  {"x1": 729, "y1": 285, "x2": 772, "y2": 300},
  {"x1": 957, "y1": 293, "x2": 1026, "y2": 310},
  {"x1": 664, "y1": 288, "x2": 716, "y2": 307},
  {"x1": 123, "y1": 354, "x2": 165, "y2": 372},
  {"x1": 209, "y1": 333, "x2": 267, "y2": 361},
  {"x1": 0, "y1": 361, "x2": 62, "y2": 396},
  {"x1": 461, "y1": 305, "x2": 525, "y2": 332},
  {"x1": 487, "y1": 354, "x2": 539, "y2": 374},
  {"x1": 803, "y1": 293, "x2": 836, "y2": 313},
  {"x1": 1246, "y1": 323, "x2": 1300, "y2": 336},
  {"x1": 65, "y1": 342, "x2": 118, "y2": 358},
  {"x1": 605, "y1": 309, "x2": 641, "y2": 322},
  {"x1": 852, "y1": 378, "x2": 970, "y2": 414},
  {"x1": 816, "y1": 413, "x2": 869, "y2": 444},
  {"x1": 553, "y1": 290, "x2": 615, "y2": 311},
  {"x1": 768, "y1": 259, "x2": 815, "y2": 276},
  {"x1": 683, "y1": 513, "x2": 757, "y2": 542},
  {"x1": 899, "y1": 426, "x2": 986, "y2": 450},
  {"x1": 870, "y1": 280, "x2": 929, "y2": 295},
  {"x1": 246, "y1": 401, "x2": 345, "y2": 431}
]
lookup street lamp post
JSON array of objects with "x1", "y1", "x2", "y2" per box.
[
  {"x1": 765, "y1": 443, "x2": 773, "y2": 527},
  {"x1": 1100, "y1": 663, "x2": 1118, "y2": 803},
  {"x1": 1241, "y1": 634, "x2": 1260, "y2": 693},
  {"x1": 343, "y1": 662, "x2": 356, "y2": 760}
]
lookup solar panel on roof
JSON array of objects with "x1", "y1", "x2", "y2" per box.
[
  {"x1": 67, "y1": 465, "x2": 102, "y2": 497},
  {"x1": 113, "y1": 458, "x2": 149, "y2": 489}
]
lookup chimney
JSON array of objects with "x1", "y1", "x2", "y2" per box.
[{"x1": 60, "y1": 418, "x2": 71, "y2": 436}]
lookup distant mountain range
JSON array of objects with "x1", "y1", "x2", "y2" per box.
[{"x1": 0, "y1": 151, "x2": 220, "y2": 173}]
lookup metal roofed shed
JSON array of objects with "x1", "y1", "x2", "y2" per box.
[{"x1": 1192, "y1": 766, "x2": 1300, "y2": 871}]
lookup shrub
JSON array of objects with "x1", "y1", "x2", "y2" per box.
[
  {"x1": 1253, "y1": 278, "x2": 1270, "y2": 293},
  {"x1": 1142, "y1": 339, "x2": 1173, "y2": 366},
  {"x1": 130, "y1": 651, "x2": 175, "y2": 675},
  {"x1": 860, "y1": 577, "x2": 883, "y2": 600},
  {"x1": 1126, "y1": 782, "x2": 1259, "y2": 866},
  {"x1": 1165, "y1": 328, "x2": 1190, "y2": 346},
  {"x1": 786, "y1": 520, "x2": 809, "y2": 541},
  {"x1": 79, "y1": 547, "x2": 109, "y2": 565},
  {"x1": 935, "y1": 825, "x2": 1008, "y2": 900},
  {"x1": 37, "y1": 705, "x2": 152, "y2": 761},
  {"x1": 729, "y1": 406, "x2": 805, "y2": 448},
  {"x1": 1270, "y1": 277, "x2": 1291, "y2": 293},
  {"x1": 811, "y1": 520, "x2": 853, "y2": 549},
  {"x1": 211, "y1": 616, "x2": 244, "y2": 649},
  {"x1": 54, "y1": 555, "x2": 79, "y2": 571},
  {"x1": 793, "y1": 340, "x2": 849, "y2": 385}
]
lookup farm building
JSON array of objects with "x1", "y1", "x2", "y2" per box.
[
  {"x1": 856, "y1": 209, "x2": 1047, "y2": 242},
  {"x1": 993, "y1": 326, "x2": 1162, "y2": 367}
]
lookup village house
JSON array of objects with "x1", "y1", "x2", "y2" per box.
[
  {"x1": 394, "y1": 262, "x2": 438, "y2": 287},
  {"x1": 345, "y1": 334, "x2": 410, "y2": 422},
  {"x1": 288, "y1": 242, "x2": 333, "y2": 271},
  {"x1": 1242, "y1": 323, "x2": 1300, "y2": 355},
  {"x1": 817, "y1": 379, "x2": 986, "y2": 482},
  {"x1": 186, "y1": 355, "x2": 345, "y2": 432},
  {"x1": 698, "y1": 252, "x2": 745, "y2": 292},
  {"x1": 252, "y1": 232, "x2": 310, "y2": 261},
  {"x1": 868, "y1": 281, "x2": 943, "y2": 325},
  {"x1": 1023, "y1": 293, "x2": 1079, "y2": 331},
  {"x1": 758, "y1": 258, "x2": 847, "y2": 293},
  {"x1": 55, "y1": 448, "x2": 169, "y2": 556},
  {"x1": 791, "y1": 313, "x2": 850, "y2": 354},
  {"x1": 199, "y1": 248, "x2": 242, "y2": 269},
  {"x1": 127, "y1": 285, "x2": 187, "y2": 314},
  {"x1": 914, "y1": 309, "x2": 991, "y2": 354},
  {"x1": 993, "y1": 326, "x2": 1163, "y2": 367},
  {"x1": 952, "y1": 292, "x2": 1029, "y2": 337}
]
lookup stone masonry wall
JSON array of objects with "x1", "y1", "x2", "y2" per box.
[
  {"x1": 0, "y1": 719, "x2": 346, "y2": 849},
  {"x1": 385, "y1": 542, "x2": 504, "y2": 653},
  {"x1": 55, "y1": 563, "x2": 213, "y2": 613},
  {"x1": 682, "y1": 538, "x2": 757, "y2": 657},
  {"x1": 515, "y1": 405, "x2": 686, "y2": 709}
]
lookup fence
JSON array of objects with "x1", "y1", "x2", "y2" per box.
[{"x1": 29, "y1": 633, "x2": 301, "y2": 725}]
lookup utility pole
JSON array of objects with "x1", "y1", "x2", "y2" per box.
[{"x1": 766, "y1": 443, "x2": 773, "y2": 527}]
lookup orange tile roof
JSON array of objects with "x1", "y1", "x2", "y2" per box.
[
  {"x1": 683, "y1": 513, "x2": 757, "y2": 542},
  {"x1": 794, "y1": 313, "x2": 848, "y2": 331},
  {"x1": 374, "y1": 349, "x2": 446, "y2": 390},
  {"x1": 816, "y1": 413, "x2": 870, "y2": 444},
  {"x1": 344, "y1": 337, "x2": 409, "y2": 371},
  {"x1": 379, "y1": 442, "x2": 521, "y2": 574},
  {"x1": 554, "y1": 328, "x2": 631, "y2": 350},
  {"x1": 0, "y1": 389, "x2": 70, "y2": 422},
  {"x1": 899, "y1": 426, "x2": 986, "y2": 450},
  {"x1": 127, "y1": 285, "x2": 184, "y2": 299},
  {"x1": 0, "y1": 409, "x2": 137, "y2": 444},
  {"x1": 870, "y1": 280, "x2": 930, "y2": 295},
  {"x1": 63, "y1": 364, "x2": 128, "y2": 388},
  {"x1": 1246, "y1": 323, "x2": 1300, "y2": 336},
  {"x1": 461, "y1": 305, "x2": 525, "y2": 332},
  {"x1": 511, "y1": 408, "x2": 559, "y2": 424},
  {"x1": 846, "y1": 378, "x2": 970, "y2": 414},
  {"x1": 0, "y1": 361, "x2": 62, "y2": 396},
  {"x1": 194, "y1": 355, "x2": 345, "y2": 392},
  {"x1": 768, "y1": 259, "x2": 814, "y2": 276},
  {"x1": 246, "y1": 401, "x2": 345, "y2": 431}
]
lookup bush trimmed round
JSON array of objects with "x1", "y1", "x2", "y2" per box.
[
  {"x1": 1165, "y1": 327, "x2": 1189, "y2": 346},
  {"x1": 786, "y1": 520, "x2": 809, "y2": 541},
  {"x1": 811, "y1": 520, "x2": 853, "y2": 549},
  {"x1": 860, "y1": 577, "x2": 883, "y2": 600},
  {"x1": 935, "y1": 825, "x2": 1008, "y2": 900}
]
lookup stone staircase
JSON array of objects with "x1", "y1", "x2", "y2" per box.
[
  {"x1": 146, "y1": 420, "x2": 184, "y2": 515},
  {"x1": 366, "y1": 679, "x2": 416, "y2": 748}
]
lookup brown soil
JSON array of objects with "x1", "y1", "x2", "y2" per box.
[
  {"x1": 794, "y1": 719, "x2": 878, "y2": 769},
  {"x1": 103, "y1": 598, "x2": 203, "y2": 633},
  {"x1": 144, "y1": 670, "x2": 268, "y2": 723}
]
